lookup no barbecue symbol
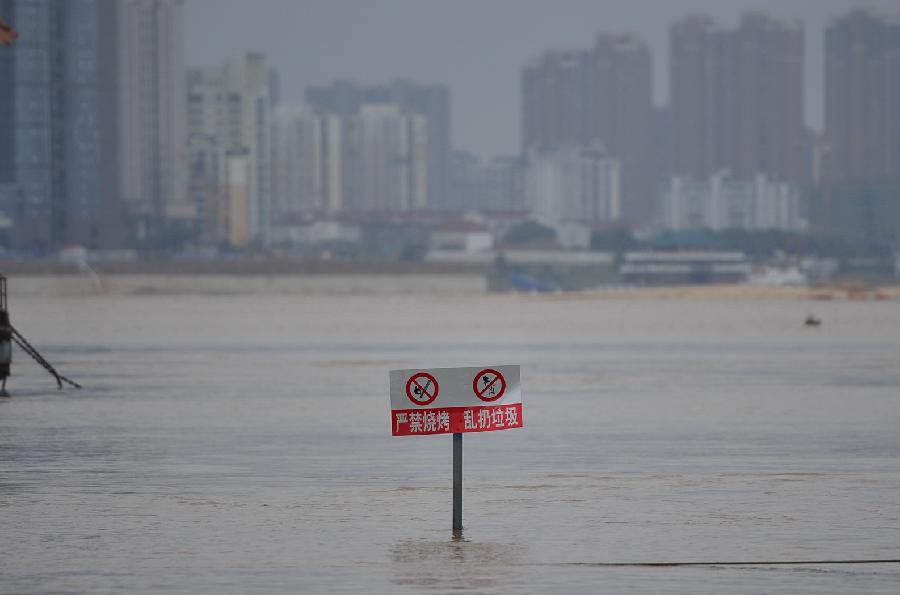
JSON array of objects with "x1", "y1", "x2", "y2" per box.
[
  {"x1": 473, "y1": 368, "x2": 506, "y2": 402},
  {"x1": 406, "y1": 372, "x2": 439, "y2": 406}
]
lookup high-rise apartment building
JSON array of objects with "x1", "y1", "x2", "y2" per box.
[
  {"x1": 0, "y1": 0, "x2": 188, "y2": 251},
  {"x1": 115, "y1": 0, "x2": 188, "y2": 239},
  {"x1": 187, "y1": 54, "x2": 271, "y2": 247},
  {"x1": 521, "y1": 34, "x2": 652, "y2": 223},
  {"x1": 185, "y1": 67, "x2": 223, "y2": 243},
  {"x1": 223, "y1": 54, "x2": 270, "y2": 246},
  {"x1": 669, "y1": 15, "x2": 723, "y2": 181},
  {"x1": 0, "y1": 0, "x2": 119, "y2": 251},
  {"x1": 270, "y1": 104, "x2": 342, "y2": 216},
  {"x1": 355, "y1": 104, "x2": 427, "y2": 212},
  {"x1": 825, "y1": 9, "x2": 900, "y2": 182},
  {"x1": 592, "y1": 34, "x2": 652, "y2": 222},
  {"x1": 521, "y1": 50, "x2": 593, "y2": 150},
  {"x1": 732, "y1": 14, "x2": 805, "y2": 185},
  {"x1": 669, "y1": 13, "x2": 805, "y2": 185},
  {"x1": 306, "y1": 80, "x2": 449, "y2": 209},
  {"x1": 271, "y1": 105, "x2": 318, "y2": 217}
]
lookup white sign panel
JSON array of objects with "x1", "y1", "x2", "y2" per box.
[{"x1": 389, "y1": 365, "x2": 523, "y2": 436}]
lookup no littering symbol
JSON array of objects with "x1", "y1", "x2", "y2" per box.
[
  {"x1": 473, "y1": 368, "x2": 506, "y2": 402},
  {"x1": 406, "y1": 372, "x2": 439, "y2": 406}
]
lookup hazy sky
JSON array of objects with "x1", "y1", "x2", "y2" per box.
[{"x1": 186, "y1": 0, "x2": 897, "y2": 159}]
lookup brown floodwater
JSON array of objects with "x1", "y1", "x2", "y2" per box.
[{"x1": 2, "y1": 290, "x2": 900, "y2": 593}]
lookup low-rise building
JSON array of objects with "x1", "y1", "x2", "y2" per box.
[
  {"x1": 430, "y1": 221, "x2": 493, "y2": 254},
  {"x1": 270, "y1": 216, "x2": 361, "y2": 247},
  {"x1": 620, "y1": 251, "x2": 752, "y2": 285}
]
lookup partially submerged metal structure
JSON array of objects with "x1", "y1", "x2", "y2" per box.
[
  {"x1": 0, "y1": 274, "x2": 81, "y2": 395},
  {"x1": 0, "y1": 275, "x2": 10, "y2": 393}
]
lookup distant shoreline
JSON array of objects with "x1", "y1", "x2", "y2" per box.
[
  {"x1": 542, "y1": 284, "x2": 900, "y2": 301},
  {"x1": 3, "y1": 258, "x2": 897, "y2": 299},
  {"x1": 4, "y1": 271, "x2": 898, "y2": 300},
  {"x1": 0, "y1": 258, "x2": 485, "y2": 277}
]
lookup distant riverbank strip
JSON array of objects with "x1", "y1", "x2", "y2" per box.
[
  {"x1": 0, "y1": 258, "x2": 484, "y2": 277},
  {"x1": 2, "y1": 258, "x2": 897, "y2": 299},
  {"x1": 0, "y1": 259, "x2": 486, "y2": 296},
  {"x1": 546, "y1": 284, "x2": 900, "y2": 301}
]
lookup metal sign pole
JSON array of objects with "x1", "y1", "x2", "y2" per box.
[{"x1": 452, "y1": 432, "x2": 462, "y2": 534}]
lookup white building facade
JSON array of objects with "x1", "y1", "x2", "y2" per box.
[
  {"x1": 660, "y1": 172, "x2": 804, "y2": 232},
  {"x1": 357, "y1": 104, "x2": 428, "y2": 212},
  {"x1": 270, "y1": 105, "x2": 344, "y2": 217},
  {"x1": 524, "y1": 145, "x2": 621, "y2": 225}
]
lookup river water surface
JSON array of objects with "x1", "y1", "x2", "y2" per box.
[{"x1": 2, "y1": 290, "x2": 900, "y2": 593}]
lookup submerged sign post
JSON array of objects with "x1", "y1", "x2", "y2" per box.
[{"x1": 390, "y1": 365, "x2": 523, "y2": 532}]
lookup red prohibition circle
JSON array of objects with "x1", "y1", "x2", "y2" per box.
[
  {"x1": 473, "y1": 368, "x2": 506, "y2": 402},
  {"x1": 406, "y1": 372, "x2": 439, "y2": 406}
]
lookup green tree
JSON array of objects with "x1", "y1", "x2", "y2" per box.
[
  {"x1": 502, "y1": 220, "x2": 556, "y2": 245},
  {"x1": 807, "y1": 181, "x2": 900, "y2": 246},
  {"x1": 590, "y1": 227, "x2": 637, "y2": 252}
]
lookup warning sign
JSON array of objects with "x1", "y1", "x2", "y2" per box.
[
  {"x1": 406, "y1": 372, "x2": 439, "y2": 406},
  {"x1": 473, "y1": 368, "x2": 506, "y2": 402},
  {"x1": 389, "y1": 365, "x2": 523, "y2": 436}
]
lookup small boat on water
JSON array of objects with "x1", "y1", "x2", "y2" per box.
[{"x1": 804, "y1": 315, "x2": 822, "y2": 327}]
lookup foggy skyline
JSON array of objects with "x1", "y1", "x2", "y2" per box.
[{"x1": 185, "y1": 0, "x2": 899, "y2": 159}]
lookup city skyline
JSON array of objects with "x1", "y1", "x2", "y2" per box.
[
  {"x1": 187, "y1": 0, "x2": 900, "y2": 159},
  {"x1": 1, "y1": 0, "x2": 898, "y2": 252}
]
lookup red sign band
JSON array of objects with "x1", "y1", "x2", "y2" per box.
[{"x1": 391, "y1": 403, "x2": 523, "y2": 436}]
